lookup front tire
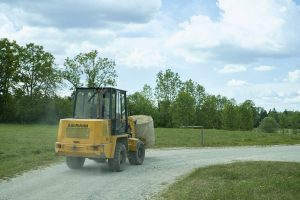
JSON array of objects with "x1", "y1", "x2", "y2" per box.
[
  {"x1": 128, "y1": 141, "x2": 145, "y2": 165},
  {"x1": 66, "y1": 157, "x2": 85, "y2": 169},
  {"x1": 108, "y1": 143, "x2": 127, "y2": 172}
]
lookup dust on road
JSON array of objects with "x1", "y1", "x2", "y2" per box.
[{"x1": 1, "y1": 145, "x2": 300, "y2": 200}]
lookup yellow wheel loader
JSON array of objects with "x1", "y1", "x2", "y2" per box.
[{"x1": 55, "y1": 87, "x2": 154, "y2": 172}]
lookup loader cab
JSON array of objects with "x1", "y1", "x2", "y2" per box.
[{"x1": 73, "y1": 87, "x2": 128, "y2": 134}]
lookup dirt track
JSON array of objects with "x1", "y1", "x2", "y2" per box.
[{"x1": 1, "y1": 145, "x2": 300, "y2": 200}]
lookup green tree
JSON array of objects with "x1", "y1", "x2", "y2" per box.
[
  {"x1": 258, "y1": 107, "x2": 268, "y2": 126},
  {"x1": 278, "y1": 110, "x2": 288, "y2": 133},
  {"x1": 199, "y1": 95, "x2": 219, "y2": 128},
  {"x1": 194, "y1": 84, "x2": 206, "y2": 107},
  {"x1": 17, "y1": 43, "x2": 59, "y2": 97},
  {"x1": 14, "y1": 95, "x2": 46, "y2": 123},
  {"x1": 0, "y1": 39, "x2": 66, "y2": 123},
  {"x1": 155, "y1": 69, "x2": 182, "y2": 102},
  {"x1": 181, "y1": 79, "x2": 197, "y2": 98},
  {"x1": 155, "y1": 69, "x2": 182, "y2": 127},
  {"x1": 14, "y1": 43, "x2": 60, "y2": 123},
  {"x1": 215, "y1": 95, "x2": 229, "y2": 128},
  {"x1": 268, "y1": 108, "x2": 279, "y2": 123},
  {"x1": 127, "y1": 92, "x2": 158, "y2": 126},
  {"x1": 181, "y1": 79, "x2": 206, "y2": 126},
  {"x1": 222, "y1": 100, "x2": 239, "y2": 130},
  {"x1": 238, "y1": 100, "x2": 254, "y2": 130},
  {"x1": 0, "y1": 38, "x2": 20, "y2": 121},
  {"x1": 0, "y1": 38, "x2": 20, "y2": 95},
  {"x1": 286, "y1": 111, "x2": 300, "y2": 133},
  {"x1": 171, "y1": 91, "x2": 196, "y2": 127},
  {"x1": 62, "y1": 50, "x2": 117, "y2": 91},
  {"x1": 44, "y1": 96, "x2": 73, "y2": 124},
  {"x1": 253, "y1": 107, "x2": 264, "y2": 128},
  {"x1": 141, "y1": 84, "x2": 155, "y2": 104},
  {"x1": 62, "y1": 56, "x2": 83, "y2": 90},
  {"x1": 259, "y1": 117, "x2": 279, "y2": 133},
  {"x1": 181, "y1": 79, "x2": 206, "y2": 106},
  {"x1": 157, "y1": 100, "x2": 172, "y2": 127}
]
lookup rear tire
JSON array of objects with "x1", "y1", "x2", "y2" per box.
[
  {"x1": 66, "y1": 157, "x2": 85, "y2": 169},
  {"x1": 108, "y1": 143, "x2": 127, "y2": 172},
  {"x1": 128, "y1": 141, "x2": 145, "y2": 165}
]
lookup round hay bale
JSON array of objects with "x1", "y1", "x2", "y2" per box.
[{"x1": 130, "y1": 115, "x2": 155, "y2": 147}]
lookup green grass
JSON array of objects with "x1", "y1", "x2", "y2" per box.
[
  {"x1": 0, "y1": 124, "x2": 60, "y2": 180},
  {"x1": 160, "y1": 161, "x2": 300, "y2": 200},
  {"x1": 155, "y1": 128, "x2": 300, "y2": 147},
  {"x1": 0, "y1": 125, "x2": 299, "y2": 180}
]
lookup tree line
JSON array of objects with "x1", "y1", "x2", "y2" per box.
[
  {"x1": 128, "y1": 71, "x2": 300, "y2": 131},
  {"x1": 0, "y1": 38, "x2": 116, "y2": 123},
  {"x1": 0, "y1": 38, "x2": 65, "y2": 123},
  {"x1": 1, "y1": 38, "x2": 299, "y2": 131}
]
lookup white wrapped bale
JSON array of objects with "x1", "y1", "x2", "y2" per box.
[{"x1": 130, "y1": 115, "x2": 155, "y2": 147}]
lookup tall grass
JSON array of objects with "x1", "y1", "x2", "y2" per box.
[{"x1": 160, "y1": 161, "x2": 300, "y2": 200}]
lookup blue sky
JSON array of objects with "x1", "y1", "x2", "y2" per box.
[{"x1": 0, "y1": 0, "x2": 300, "y2": 111}]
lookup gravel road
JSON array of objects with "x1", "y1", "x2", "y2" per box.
[{"x1": 1, "y1": 145, "x2": 300, "y2": 200}]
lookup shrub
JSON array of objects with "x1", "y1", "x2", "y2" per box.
[
  {"x1": 259, "y1": 117, "x2": 279, "y2": 133},
  {"x1": 292, "y1": 129, "x2": 299, "y2": 134}
]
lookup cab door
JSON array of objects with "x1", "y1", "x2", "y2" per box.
[{"x1": 113, "y1": 90, "x2": 127, "y2": 134}]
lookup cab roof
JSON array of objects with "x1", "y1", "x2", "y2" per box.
[{"x1": 75, "y1": 87, "x2": 127, "y2": 93}]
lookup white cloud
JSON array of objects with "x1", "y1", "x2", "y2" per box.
[
  {"x1": 0, "y1": 0, "x2": 169, "y2": 69},
  {"x1": 212, "y1": 81, "x2": 300, "y2": 111},
  {"x1": 218, "y1": 64, "x2": 247, "y2": 74},
  {"x1": 253, "y1": 65, "x2": 274, "y2": 71},
  {"x1": 0, "y1": 23, "x2": 118, "y2": 62},
  {"x1": 53, "y1": 36, "x2": 168, "y2": 69},
  {"x1": 227, "y1": 79, "x2": 248, "y2": 86},
  {"x1": 117, "y1": 48, "x2": 166, "y2": 69},
  {"x1": 0, "y1": 12, "x2": 170, "y2": 69},
  {"x1": 167, "y1": 0, "x2": 300, "y2": 63},
  {"x1": 283, "y1": 94, "x2": 300, "y2": 104},
  {"x1": 167, "y1": 16, "x2": 220, "y2": 49},
  {"x1": 104, "y1": 37, "x2": 167, "y2": 69},
  {"x1": 288, "y1": 69, "x2": 300, "y2": 82},
  {"x1": 0, "y1": 0, "x2": 162, "y2": 28}
]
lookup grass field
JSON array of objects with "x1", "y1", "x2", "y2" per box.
[
  {"x1": 155, "y1": 128, "x2": 300, "y2": 147},
  {"x1": 159, "y1": 161, "x2": 300, "y2": 200},
  {"x1": 0, "y1": 124, "x2": 300, "y2": 179},
  {"x1": 0, "y1": 124, "x2": 60, "y2": 180}
]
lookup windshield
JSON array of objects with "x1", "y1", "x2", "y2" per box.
[{"x1": 74, "y1": 89, "x2": 111, "y2": 119}]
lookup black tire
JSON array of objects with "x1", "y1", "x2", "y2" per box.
[
  {"x1": 66, "y1": 157, "x2": 85, "y2": 169},
  {"x1": 108, "y1": 143, "x2": 127, "y2": 172},
  {"x1": 128, "y1": 141, "x2": 145, "y2": 165}
]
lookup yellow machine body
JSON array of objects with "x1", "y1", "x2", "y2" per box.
[
  {"x1": 55, "y1": 87, "x2": 149, "y2": 171},
  {"x1": 55, "y1": 118, "x2": 137, "y2": 159}
]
